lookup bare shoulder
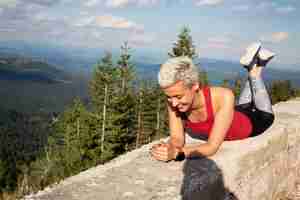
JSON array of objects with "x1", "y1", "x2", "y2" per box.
[
  {"x1": 209, "y1": 86, "x2": 235, "y2": 110},
  {"x1": 210, "y1": 86, "x2": 234, "y2": 98}
]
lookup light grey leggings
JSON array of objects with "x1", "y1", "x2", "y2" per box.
[{"x1": 238, "y1": 76, "x2": 273, "y2": 114}]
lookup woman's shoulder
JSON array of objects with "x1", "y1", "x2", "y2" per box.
[
  {"x1": 209, "y1": 86, "x2": 235, "y2": 109},
  {"x1": 209, "y1": 86, "x2": 233, "y2": 96}
]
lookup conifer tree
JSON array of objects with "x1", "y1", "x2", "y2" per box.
[
  {"x1": 152, "y1": 84, "x2": 169, "y2": 140},
  {"x1": 117, "y1": 42, "x2": 135, "y2": 93},
  {"x1": 168, "y1": 26, "x2": 197, "y2": 59},
  {"x1": 169, "y1": 26, "x2": 208, "y2": 86},
  {"x1": 52, "y1": 98, "x2": 91, "y2": 174},
  {"x1": 135, "y1": 81, "x2": 169, "y2": 147},
  {"x1": 88, "y1": 52, "x2": 118, "y2": 161},
  {"x1": 110, "y1": 42, "x2": 136, "y2": 153}
]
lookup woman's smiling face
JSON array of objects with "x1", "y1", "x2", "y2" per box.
[{"x1": 163, "y1": 81, "x2": 199, "y2": 112}]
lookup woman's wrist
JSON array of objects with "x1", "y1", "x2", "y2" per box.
[{"x1": 174, "y1": 147, "x2": 186, "y2": 161}]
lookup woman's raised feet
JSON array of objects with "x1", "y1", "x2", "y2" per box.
[
  {"x1": 240, "y1": 42, "x2": 275, "y2": 71},
  {"x1": 240, "y1": 42, "x2": 261, "y2": 71},
  {"x1": 258, "y1": 48, "x2": 276, "y2": 67}
]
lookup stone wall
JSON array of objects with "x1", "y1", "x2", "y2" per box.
[{"x1": 23, "y1": 98, "x2": 300, "y2": 200}]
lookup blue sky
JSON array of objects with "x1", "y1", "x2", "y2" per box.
[{"x1": 0, "y1": 0, "x2": 299, "y2": 65}]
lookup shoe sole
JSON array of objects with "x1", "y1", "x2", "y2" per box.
[
  {"x1": 259, "y1": 49, "x2": 276, "y2": 61},
  {"x1": 240, "y1": 43, "x2": 261, "y2": 66}
]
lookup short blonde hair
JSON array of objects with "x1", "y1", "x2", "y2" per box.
[{"x1": 158, "y1": 56, "x2": 199, "y2": 88}]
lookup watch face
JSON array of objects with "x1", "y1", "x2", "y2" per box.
[{"x1": 175, "y1": 151, "x2": 185, "y2": 161}]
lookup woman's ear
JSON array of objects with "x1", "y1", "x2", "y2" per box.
[{"x1": 191, "y1": 83, "x2": 200, "y2": 91}]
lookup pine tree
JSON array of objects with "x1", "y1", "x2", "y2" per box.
[
  {"x1": 134, "y1": 81, "x2": 169, "y2": 148},
  {"x1": 168, "y1": 26, "x2": 209, "y2": 86},
  {"x1": 117, "y1": 42, "x2": 135, "y2": 93},
  {"x1": 152, "y1": 84, "x2": 169, "y2": 140},
  {"x1": 168, "y1": 26, "x2": 197, "y2": 59},
  {"x1": 109, "y1": 42, "x2": 136, "y2": 153},
  {"x1": 88, "y1": 52, "x2": 118, "y2": 161},
  {"x1": 52, "y1": 98, "x2": 91, "y2": 174}
]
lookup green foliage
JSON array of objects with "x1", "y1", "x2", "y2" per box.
[
  {"x1": 117, "y1": 42, "x2": 136, "y2": 92},
  {"x1": 221, "y1": 79, "x2": 230, "y2": 88},
  {"x1": 0, "y1": 110, "x2": 52, "y2": 196},
  {"x1": 233, "y1": 76, "x2": 242, "y2": 99},
  {"x1": 168, "y1": 26, "x2": 197, "y2": 59},
  {"x1": 52, "y1": 98, "x2": 99, "y2": 173},
  {"x1": 89, "y1": 52, "x2": 118, "y2": 113},
  {"x1": 199, "y1": 70, "x2": 209, "y2": 87},
  {"x1": 134, "y1": 81, "x2": 169, "y2": 148},
  {"x1": 270, "y1": 80, "x2": 297, "y2": 104}
]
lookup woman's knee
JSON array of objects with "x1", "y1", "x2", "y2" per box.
[{"x1": 251, "y1": 112, "x2": 274, "y2": 136}]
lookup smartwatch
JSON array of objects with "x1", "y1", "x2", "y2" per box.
[{"x1": 175, "y1": 149, "x2": 185, "y2": 161}]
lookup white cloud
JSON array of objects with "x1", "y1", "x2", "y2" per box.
[
  {"x1": 0, "y1": 8, "x2": 3, "y2": 14},
  {"x1": 105, "y1": 0, "x2": 158, "y2": 8},
  {"x1": 260, "y1": 32, "x2": 289, "y2": 43},
  {"x1": 95, "y1": 15, "x2": 143, "y2": 30},
  {"x1": 106, "y1": 0, "x2": 130, "y2": 8},
  {"x1": 275, "y1": 5, "x2": 296, "y2": 14},
  {"x1": 195, "y1": 0, "x2": 223, "y2": 6},
  {"x1": 84, "y1": 0, "x2": 101, "y2": 7},
  {"x1": 0, "y1": 0, "x2": 19, "y2": 8},
  {"x1": 74, "y1": 16, "x2": 95, "y2": 27},
  {"x1": 74, "y1": 15, "x2": 143, "y2": 32}
]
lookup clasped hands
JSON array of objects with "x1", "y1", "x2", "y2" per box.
[{"x1": 150, "y1": 142, "x2": 177, "y2": 162}]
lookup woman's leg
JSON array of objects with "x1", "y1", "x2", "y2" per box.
[
  {"x1": 238, "y1": 46, "x2": 274, "y2": 114},
  {"x1": 238, "y1": 73, "x2": 273, "y2": 114},
  {"x1": 237, "y1": 45, "x2": 275, "y2": 136}
]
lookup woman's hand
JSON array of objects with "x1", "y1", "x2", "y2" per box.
[{"x1": 150, "y1": 142, "x2": 177, "y2": 162}]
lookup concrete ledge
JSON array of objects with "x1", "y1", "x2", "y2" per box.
[{"x1": 23, "y1": 98, "x2": 300, "y2": 200}]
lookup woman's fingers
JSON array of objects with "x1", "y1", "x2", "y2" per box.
[{"x1": 151, "y1": 145, "x2": 169, "y2": 161}]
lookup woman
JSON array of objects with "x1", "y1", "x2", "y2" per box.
[{"x1": 151, "y1": 42, "x2": 275, "y2": 162}]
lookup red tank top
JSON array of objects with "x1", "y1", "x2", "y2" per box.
[{"x1": 184, "y1": 86, "x2": 253, "y2": 141}]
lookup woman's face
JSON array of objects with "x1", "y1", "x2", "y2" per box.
[{"x1": 163, "y1": 81, "x2": 199, "y2": 112}]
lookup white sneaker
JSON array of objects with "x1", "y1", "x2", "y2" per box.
[
  {"x1": 240, "y1": 42, "x2": 261, "y2": 70},
  {"x1": 258, "y1": 48, "x2": 275, "y2": 66}
]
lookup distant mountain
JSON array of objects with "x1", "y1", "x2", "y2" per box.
[
  {"x1": 0, "y1": 41, "x2": 105, "y2": 73},
  {"x1": 0, "y1": 53, "x2": 71, "y2": 83},
  {"x1": 134, "y1": 58, "x2": 300, "y2": 87}
]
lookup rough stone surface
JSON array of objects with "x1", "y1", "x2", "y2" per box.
[{"x1": 22, "y1": 98, "x2": 300, "y2": 200}]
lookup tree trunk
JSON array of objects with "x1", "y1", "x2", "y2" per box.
[
  {"x1": 77, "y1": 118, "x2": 81, "y2": 164},
  {"x1": 122, "y1": 76, "x2": 126, "y2": 93},
  {"x1": 101, "y1": 84, "x2": 108, "y2": 156},
  {"x1": 136, "y1": 91, "x2": 143, "y2": 148},
  {"x1": 156, "y1": 97, "x2": 160, "y2": 138}
]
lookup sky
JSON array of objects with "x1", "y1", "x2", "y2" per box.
[{"x1": 0, "y1": 0, "x2": 299, "y2": 65}]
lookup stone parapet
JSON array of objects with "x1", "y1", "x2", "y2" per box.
[{"x1": 23, "y1": 98, "x2": 300, "y2": 200}]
